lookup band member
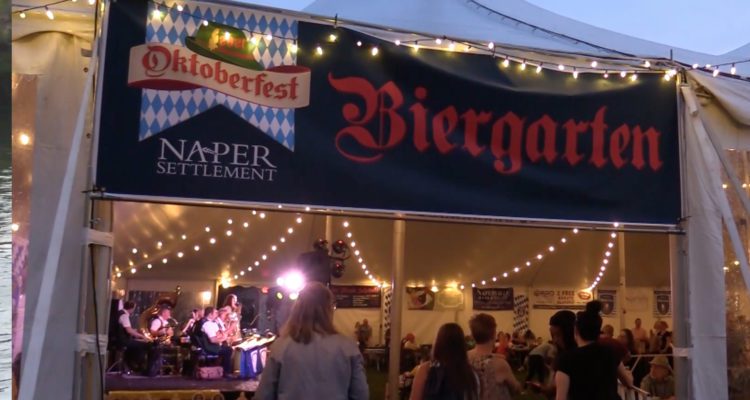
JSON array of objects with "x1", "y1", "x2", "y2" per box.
[
  {"x1": 149, "y1": 305, "x2": 174, "y2": 343},
  {"x1": 223, "y1": 294, "x2": 242, "y2": 323},
  {"x1": 220, "y1": 306, "x2": 242, "y2": 345},
  {"x1": 182, "y1": 308, "x2": 204, "y2": 337},
  {"x1": 115, "y1": 301, "x2": 158, "y2": 376},
  {"x1": 201, "y1": 306, "x2": 234, "y2": 377}
]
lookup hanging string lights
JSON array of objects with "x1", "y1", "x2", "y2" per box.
[
  {"x1": 116, "y1": 209, "x2": 272, "y2": 279},
  {"x1": 340, "y1": 220, "x2": 384, "y2": 287},
  {"x1": 588, "y1": 225, "x2": 620, "y2": 291}
]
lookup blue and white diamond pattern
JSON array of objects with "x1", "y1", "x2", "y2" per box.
[{"x1": 140, "y1": 2, "x2": 298, "y2": 150}]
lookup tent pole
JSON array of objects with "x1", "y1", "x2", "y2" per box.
[
  {"x1": 618, "y1": 232, "x2": 627, "y2": 331},
  {"x1": 670, "y1": 232, "x2": 691, "y2": 400},
  {"x1": 18, "y1": 41, "x2": 99, "y2": 400},
  {"x1": 388, "y1": 219, "x2": 406, "y2": 400}
]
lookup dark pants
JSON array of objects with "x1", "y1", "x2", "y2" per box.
[
  {"x1": 124, "y1": 340, "x2": 159, "y2": 375},
  {"x1": 527, "y1": 354, "x2": 547, "y2": 383},
  {"x1": 206, "y1": 344, "x2": 233, "y2": 375}
]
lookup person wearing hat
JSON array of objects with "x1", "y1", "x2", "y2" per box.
[{"x1": 639, "y1": 355, "x2": 675, "y2": 400}]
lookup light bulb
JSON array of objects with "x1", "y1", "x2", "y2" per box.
[
  {"x1": 176, "y1": 4, "x2": 183, "y2": 11},
  {"x1": 561, "y1": 238, "x2": 567, "y2": 243},
  {"x1": 46, "y1": 7, "x2": 54, "y2": 20},
  {"x1": 591, "y1": 60, "x2": 598, "y2": 68},
  {"x1": 395, "y1": 40, "x2": 401, "y2": 46},
  {"x1": 255, "y1": 261, "x2": 260, "y2": 266},
  {"x1": 644, "y1": 60, "x2": 651, "y2": 68},
  {"x1": 536, "y1": 65, "x2": 542, "y2": 74},
  {"x1": 290, "y1": 43, "x2": 298, "y2": 53},
  {"x1": 329, "y1": 33, "x2": 337, "y2": 42},
  {"x1": 250, "y1": 36, "x2": 258, "y2": 45},
  {"x1": 731, "y1": 65, "x2": 736, "y2": 75},
  {"x1": 147, "y1": 264, "x2": 152, "y2": 269},
  {"x1": 603, "y1": 71, "x2": 609, "y2": 79},
  {"x1": 181, "y1": 234, "x2": 187, "y2": 240},
  {"x1": 132, "y1": 248, "x2": 138, "y2": 254},
  {"x1": 280, "y1": 237, "x2": 286, "y2": 243},
  {"x1": 620, "y1": 71, "x2": 627, "y2": 78},
  {"x1": 343, "y1": 221, "x2": 350, "y2": 228},
  {"x1": 296, "y1": 217, "x2": 302, "y2": 224},
  {"x1": 502, "y1": 58, "x2": 510, "y2": 68},
  {"x1": 435, "y1": 38, "x2": 442, "y2": 45},
  {"x1": 514, "y1": 267, "x2": 520, "y2": 273},
  {"x1": 266, "y1": 34, "x2": 272, "y2": 41},
  {"x1": 558, "y1": 64, "x2": 565, "y2": 71},
  {"x1": 573, "y1": 69, "x2": 579, "y2": 79},
  {"x1": 226, "y1": 230, "x2": 232, "y2": 236},
  {"x1": 630, "y1": 74, "x2": 638, "y2": 81},
  {"x1": 194, "y1": 245, "x2": 200, "y2": 251},
  {"x1": 259, "y1": 212, "x2": 266, "y2": 219},
  {"x1": 224, "y1": 31, "x2": 231, "y2": 40},
  {"x1": 503, "y1": 272, "x2": 509, "y2": 278},
  {"x1": 227, "y1": 218, "x2": 233, "y2": 224},
  {"x1": 356, "y1": 41, "x2": 362, "y2": 47},
  {"x1": 315, "y1": 46, "x2": 323, "y2": 55},
  {"x1": 413, "y1": 44, "x2": 420, "y2": 52},
  {"x1": 371, "y1": 47, "x2": 379, "y2": 56},
  {"x1": 240, "y1": 271, "x2": 245, "y2": 276},
  {"x1": 11, "y1": 223, "x2": 19, "y2": 232},
  {"x1": 573, "y1": 228, "x2": 579, "y2": 234},
  {"x1": 488, "y1": 42, "x2": 494, "y2": 50},
  {"x1": 447, "y1": 42, "x2": 455, "y2": 51},
  {"x1": 177, "y1": 252, "x2": 184, "y2": 258},
  {"x1": 271, "y1": 245, "x2": 277, "y2": 251},
  {"x1": 210, "y1": 238, "x2": 216, "y2": 244},
  {"x1": 19, "y1": 12, "x2": 26, "y2": 19},
  {"x1": 692, "y1": 63, "x2": 698, "y2": 69},
  {"x1": 162, "y1": 258, "x2": 168, "y2": 264},
  {"x1": 537, "y1": 254, "x2": 543, "y2": 260},
  {"x1": 520, "y1": 61, "x2": 526, "y2": 70},
  {"x1": 243, "y1": 222, "x2": 249, "y2": 228},
  {"x1": 492, "y1": 277, "x2": 497, "y2": 282},
  {"x1": 287, "y1": 228, "x2": 294, "y2": 234},
  {"x1": 205, "y1": 226, "x2": 211, "y2": 232},
  {"x1": 549, "y1": 246, "x2": 555, "y2": 252},
  {"x1": 713, "y1": 68, "x2": 720, "y2": 77}
]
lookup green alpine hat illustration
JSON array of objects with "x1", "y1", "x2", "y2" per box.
[{"x1": 185, "y1": 21, "x2": 264, "y2": 71}]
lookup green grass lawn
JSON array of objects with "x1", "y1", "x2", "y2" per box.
[{"x1": 364, "y1": 366, "x2": 547, "y2": 400}]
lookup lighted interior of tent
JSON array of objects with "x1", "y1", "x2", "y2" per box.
[{"x1": 106, "y1": 201, "x2": 673, "y2": 397}]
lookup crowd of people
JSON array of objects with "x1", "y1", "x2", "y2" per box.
[{"x1": 250, "y1": 282, "x2": 676, "y2": 400}]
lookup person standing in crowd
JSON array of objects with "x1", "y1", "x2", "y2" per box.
[
  {"x1": 410, "y1": 323, "x2": 479, "y2": 400},
  {"x1": 403, "y1": 333, "x2": 420, "y2": 351},
  {"x1": 355, "y1": 318, "x2": 373, "y2": 350},
  {"x1": 527, "y1": 339, "x2": 556, "y2": 385},
  {"x1": 494, "y1": 331, "x2": 509, "y2": 358},
  {"x1": 618, "y1": 329, "x2": 649, "y2": 386},
  {"x1": 649, "y1": 321, "x2": 670, "y2": 353},
  {"x1": 467, "y1": 314, "x2": 521, "y2": 400},
  {"x1": 527, "y1": 310, "x2": 576, "y2": 399},
  {"x1": 639, "y1": 355, "x2": 676, "y2": 400},
  {"x1": 632, "y1": 318, "x2": 648, "y2": 354},
  {"x1": 555, "y1": 301, "x2": 633, "y2": 400},
  {"x1": 599, "y1": 324, "x2": 628, "y2": 363},
  {"x1": 256, "y1": 283, "x2": 368, "y2": 400},
  {"x1": 201, "y1": 306, "x2": 234, "y2": 377}
]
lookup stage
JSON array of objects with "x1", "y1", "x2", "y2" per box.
[{"x1": 105, "y1": 374, "x2": 259, "y2": 400}]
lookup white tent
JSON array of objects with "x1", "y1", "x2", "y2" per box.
[{"x1": 11, "y1": 0, "x2": 750, "y2": 399}]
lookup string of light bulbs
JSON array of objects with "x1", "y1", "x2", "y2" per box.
[
  {"x1": 587, "y1": 231, "x2": 619, "y2": 291},
  {"x1": 113, "y1": 209, "x2": 270, "y2": 279},
  {"x1": 13, "y1": 0, "x2": 749, "y2": 80},
  {"x1": 13, "y1": 0, "x2": 96, "y2": 20},
  {"x1": 340, "y1": 220, "x2": 384, "y2": 287},
  {"x1": 464, "y1": 227, "x2": 580, "y2": 291},
  {"x1": 225, "y1": 213, "x2": 304, "y2": 283}
]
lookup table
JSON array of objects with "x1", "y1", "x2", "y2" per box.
[{"x1": 363, "y1": 347, "x2": 387, "y2": 371}]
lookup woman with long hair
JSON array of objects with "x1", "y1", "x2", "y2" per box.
[
  {"x1": 410, "y1": 323, "x2": 479, "y2": 400},
  {"x1": 256, "y1": 282, "x2": 368, "y2": 400},
  {"x1": 554, "y1": 301, "x2": 633, "y2": 400}
]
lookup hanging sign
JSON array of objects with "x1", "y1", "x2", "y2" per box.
[
  {"x1": 330, "y1": 285, "x2": 381, "y2": 308},
  {"x1": 531, "y1": 288, "x2": 593, "y2": 310},
  {"x1": 406, "y1": 287, "x2": 435, "y2": 310},
  {"x1": 472, "y1": 288, "x2": 514, "y2": 310},
  {"x1": 597, "y1": 289, "x2": 617, "y2": 317},
  {"x1": 96, "y1": 0, "x2": 680, "y2": 225},
  {"x1": 653, "y1": 290, "x2": 672, "y2": 317}
]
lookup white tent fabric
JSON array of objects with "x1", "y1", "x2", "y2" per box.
[
  {"x1": 304, "y1": 0, "x2": 750, "y2": 75},
  {"x1": 12, "y1": 0, "x2": 750, "y2": 398}
]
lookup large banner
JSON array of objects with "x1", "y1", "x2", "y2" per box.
[
  {"x1": 331, "y1": 285, "x2": 381, "y2": 308},
  {"x1": 472, "y1": 288, "x2": 514, "y2": 310},
  {"x1": 531, "y1": 288, "x2": 593, "y2": 310},
  {"x1": 96, "y1": 0, "x2": 680, "y2": 225}
]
